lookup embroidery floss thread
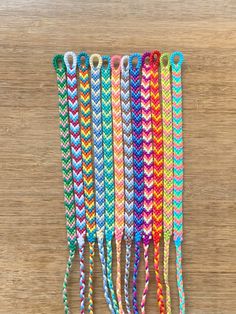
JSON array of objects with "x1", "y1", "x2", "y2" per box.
[
  {"x1": 77, "y1": 52, "x2": 96, "y2": 313},
  {"x1": 121, "y1": 55, "x2": 134, "y2": 314},
  {"x1": 150, "y1": 50, "x2": 165, "y2": 314},
  {"x1": 170, "y1": 51, "x2": 185, "y2": 314},
  {"x1": 53, "y1": 55, "x2": 77, "y2": 314},
  {"x1": 130, "y1": 53, "x2": 143, "y2": 314},
  {"x1": 160, "y1": 52, "x2": 173, "y2": 314},
  {"x1": 101, "y1": 55, "x2": 119, "y2": 313},
  {"x1": 90, "y1": 54, "x2": 114, "y2": 314},
  {"x1": 111, "y1": 55, "x2": 125, "y2": 314},
  {"x1": 64, "y1": 51, "x2": 86, "y2": 313},
  {"x1": 140, "y1": 52, "x2": 153, "y2": 314}
]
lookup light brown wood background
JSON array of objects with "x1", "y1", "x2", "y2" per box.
[{"x1": 0, "y1": 0, "x2": 236, "y2": 313}]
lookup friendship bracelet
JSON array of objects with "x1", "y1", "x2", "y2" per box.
[
  {"x1": 150, "y1": 50, "x2": 165, "y2": 314},
  {"x1": 111, "y1": 55, "x2": 125, "y2": 314},
  {"x1": 64, "y1": 51, "x2": 86, "y2": 313},
  {"x1": 90, "y1": 54, "x2": 114, "y2": 313},
  {"x1": 101, "y1": 56, "x2": 119, "y2": 313},
  {"x1": 160, "y1": 52, "x2": 173, "y2": 314},
  {"x1": 129, "y1": 53, "x2": 143, "y2": 314},
  {"x1": 140, "y1": 52, "x2": 153, "y2": 314},
  {"x1": 53, "y1": 55, "x2": 77, "y2": 314},
  {"x1": 77, "y1": 52, "x2": 96, "y2": 313},
  {"x1": 121, "y1": 55, "x2": 134, "y2": 314},
  {"x1": 170, "y1": 52, "x2": 185, "y2": 314}
]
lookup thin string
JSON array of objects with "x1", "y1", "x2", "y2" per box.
[
  {"x1": 121, "y1": 55, "x2": 134, "y2": 314},
  {"x1": 53, "y1": 55, "x2": 77, "y2": 314},
  {"x1": 78, "y1": 52, "x2": 96, "y2": 313},
  {"x1": 64, "y1": 51, "x2": 86, "y2": 314},
  {"x1": 90, "y1": 54, "x2": 114, "y2": 314},
  {"x1": 129, "y1": 53, "x2": 143, "y2": 314},
  {"x1": 150, "y1": 50, "x2": 165, "y2": 314},
  {"x1": 170, "y1": 51, "x2": 185, "y2": 314},
  {"x1": 101, "y1": 55, "x2": 119, "y2": 313},
  {"x1": 111, "y1": 55, "x2": 125, "y2": 314},
  {"x1": 140, "y1": 52, "x2": 153, "y2": 314},
  {"x1": 160, "y1": 52, "x2": 173, "y2": 314}
]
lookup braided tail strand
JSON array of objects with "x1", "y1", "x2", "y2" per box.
[
  {"x1": 150, "y1": 50, "x2": 165, "y2": 314},
  {"x1": 170, "y1": 52, "x2": 185, "y2": 314},
  {"x1": 90, "y1": 54, "x2": 114, "y2": 314},
  {"x1": 77, "y1": 52, "x2": 96, "y2": 313},
  {"x1": 160, "y1": 53, "x2": 173, "y2": 314},
  {"x1": 101, "y1": 56, "x2": 119, "y2": 313},
  {"x1": 64, "y1": 52, "x2": 86, "y2": 313},
  {"x1": 53, "y1": 55, "x2": 77, "y2": 314},
  {"x1": 140, "y1": 52, "x2": 153, "y2": 314},
  {"x1": 129, "y1": 53, "x2": 143, "y2": 314},
  {"x1": 111, "y1": 55, "x2": 125, "y2": 314},
  {"x1": 121, "y1": 55, "x2": 134, "y2": 314}
]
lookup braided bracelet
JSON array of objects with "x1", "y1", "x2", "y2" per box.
[
  {"x1": 170, "y1": 52, "x2": 185, "y2": 314},
  {"x1": 121, "y1": 55, "x2": 134, "y2": 314},
  {"x1": 111, "y1": 55, "x2": 125, "y2": 314},
  {"x1": 150, "y1": 50, "x2": 165, "y2": 314},
  {"x1": 64, "y1": 51, "x2": 86, "y2": 313},
  {"x1": 160, "y1": 52, "x2": 173, "y2": 314},
  {"x1": 90, "y1": 54, "x2": 114, "y2": 313},
  {"x1": 77, "y1": 52, "x2": 96, "y2": 313},
  {"x1": 140, "y1": 52, "x2": 153, "y2": 314},
  {"x1": 53, "y1": 55, "x2": 77, "y2": 314},
  {"x1": 130, "y1": 53, "x2": 143, "y2": 314},
  {"x1": 101, "y1": 56, "x2": 119, "y2": 313}
]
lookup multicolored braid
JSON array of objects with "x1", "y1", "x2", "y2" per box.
[
  {"x1": 170, "y1": 52, "x2": 185, "y2": 314},
  {"x1": 150, "y1": 50, "x2": 165, "y2": 314},
  {"x1": 77, "y1": 52, "x2": 96, "y2": 313},
  {"x1": 111, "y1": 55, "x2": 125, "y2": 314},
  {"x1": 53, "y1": 55, "x2": 77, "y2": 314},
  {"x1": 101, "y1": 56, "x2": 119, "y2": 313},
  {"x1": 121, "y1": 55, "x2": 134, "y2": 314},
  {"x1": 140, "y1": 52, "x2": 153, "y2": 314},
  {"x1": 64, "y1": 51, "x2": 86, "y2": 313},
  {"x1": 90, "y1": 54, "x2": 114, "y2": 314},
  {"x1": 129, "y1": 53, "x2": 143, "y2": 314},
  {"x1": 160, "y1": 52, "x2": 173, "y2": 314}
]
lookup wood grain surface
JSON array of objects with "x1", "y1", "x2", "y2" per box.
[{"x1": 0, "y1": 0, "x2": 236, "y2": 313}]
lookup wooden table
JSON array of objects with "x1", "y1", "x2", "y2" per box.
[{"x1": 0, "y1": 0, "x2": 235, "y2": 313}]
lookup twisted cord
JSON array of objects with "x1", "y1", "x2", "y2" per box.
[
  {"x1": 124, "y1": 242, "x2": 132, "y2": 314},
  {"x1": 150, "y1": 50, "x2": 165, "y2": 314},
  {"x1": 64, "y1": 51, "x2": 86, "y2": 313},
  {"x1": 78, "y1": 52, "x2": 96, "y2": 313},
  {"x1": 101, "y1": 55, "x2": 119, "y2": 313},
  {"x1": 53, "y1": 55, "x2": 77, "y2": 314},
  {"x1": 88, "y1": 242, "x2": 95, "y2": 313},
  {"x1": 140, "y1": 52, "x2": 153, "y2": 314},
  {"x1": 121, "y1": 55, "x2": 134, "y2": 314},
  {"x1": 160, "y1": 53, "x2": 173, "y2": 314},
  {"x1": 129, "y1": 53, "x2": 143, "y2": 314},
  {"x1": 90, "y1": 54, "x2": 114, "y2": 313},
  {"x1": 170, "y1": 52, "x2": 185, "y2": 314},
  {"x1": 111, "y1": 55, "x2": 124, "y2": 314}
]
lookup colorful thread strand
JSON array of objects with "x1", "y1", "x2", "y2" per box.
[
  {"x1": 101, "y1": 55, "x2": 119, "y2": 313},
  {"x1": 53, "y1": 55, "x2": 77, "y2": 314},
  {"x1": 140, "y1": 52, "x2": 153, "y2": 314},
  {"x1": 121, "y1": 55, "x2": 134, "y2": 314},
  {"x1": 111, "y1": 55, "x2": 125, "y2": 314},
  {"x1": 90, "y1": 54, "x2": 114, "y2": 314},
  {"x1": 130, "y1": 53, "x2": 143, "y2": 314},
  {"x1": 160, "y1": 52, "x2": 173, "y2": 314},
  {"x1": 150, "y1": 50, "x2": 166, "y2": 314},
  {"x1": 170, "y1": 52, "x2": 185, "y2": 314},
  {"x1": 78, "y1": 52, "x2": 96, "y2": 313}
]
